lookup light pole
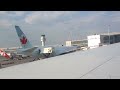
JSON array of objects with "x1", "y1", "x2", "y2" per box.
[{"x1": 108, "y1": 25, "x2": 110, "y2": 44}]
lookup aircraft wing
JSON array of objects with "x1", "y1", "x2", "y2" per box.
[
  {"x1": 22, "y1": 47, "x2": 38, "y2": 53},
  {"x1": 0, "y1": 43, "x2": 120, "y2": 79},
  {"x1": 17, "y1": 47, "x2": 38, "y2": 55}
]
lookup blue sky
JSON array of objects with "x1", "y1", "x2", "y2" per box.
[{"x1": 0, "y1": 11, "x2": 120, "y2": 48}]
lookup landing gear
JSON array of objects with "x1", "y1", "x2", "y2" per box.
[{"x1": 43, "y1": 53, "x2": 51, "y2": 58}]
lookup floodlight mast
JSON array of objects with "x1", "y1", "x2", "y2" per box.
[{"x1": 108, "y1": 25, "x2": 110, "y2": 45}]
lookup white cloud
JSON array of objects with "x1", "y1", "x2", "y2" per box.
[
  {"x1": 25, "y1": 11, "x2": 74, "y2": 24},
  {"x1": 112, "y1": 17, "x2": 120, "y2": 22},
  {"x1": 14, "y1": 11, "x2": 25, "y2": 16},
  {"x1": 6, "y1": 11, "x2": 26, "y2": 17},
  {"x1": 1, "y1": 11, "x2": 120, "y2": 47},
  {"x1": 0, "y1": 20, "x2": 12, "y2": 27},
  {"x1": 0, "y1": 11, "x2": 27, "y2": 28},
  {"x1": 0, "y1": 11, "x2": 25, "y2": 16},
  {"x1": 0, "y1": 11, "x2": 7, "y2": 15},
  {"x1": 53, "y1": 11, "x2": 107, "y2": 29}
]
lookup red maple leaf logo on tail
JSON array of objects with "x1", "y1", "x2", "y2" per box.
[{"x1": 20, "y1": 36, "x2": 27, "y2": 44}]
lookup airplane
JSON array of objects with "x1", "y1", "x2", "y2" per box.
[
  {"x1": 14, "y1": 26, "x2": 78, "y2": 59},
  {"x1": 0, "y1": 49, "x2": 11, "y2": 59},
  {"x1": 0, "y1": 49, "x2": 28, "y2": 61}
]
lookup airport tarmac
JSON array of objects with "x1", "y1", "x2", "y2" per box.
[
  {"x1": 0, "y1": 57, "x2": 40, "y2": 69},
  {"x1": 0, "y1": 43, "x2": 120, "y2": 79},
  {"x1": 0, "y1": 49, "x2": 78, "y2": 69}
]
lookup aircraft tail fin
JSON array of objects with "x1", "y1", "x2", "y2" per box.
[
  {"x1": 15, "y1": 26, "x2": 33, "y2": 49},
  {"x1": 0, "y1": 49, "x2": 11, "y2": 59}
]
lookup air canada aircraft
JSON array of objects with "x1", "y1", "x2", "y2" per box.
[
  {"x1": 14, "y1": 26, "x2": 43, "y2": 59},
  {"x1": 14, "y1": 26, "x2": 77, "y2": 59},
  {"x1": 0, "y1": 49, "x2": 11, "y2": 59}
]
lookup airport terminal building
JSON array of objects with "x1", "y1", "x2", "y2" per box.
[
  {"x1": 65, "y1": 32, "x2": 120, "y2": 50},
  {"x1": 66, "y1": 40, "x2": 88, "y2": 47},
  {"x1": 87, "y1": 32, "x2": 120, "y2": 49}
]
